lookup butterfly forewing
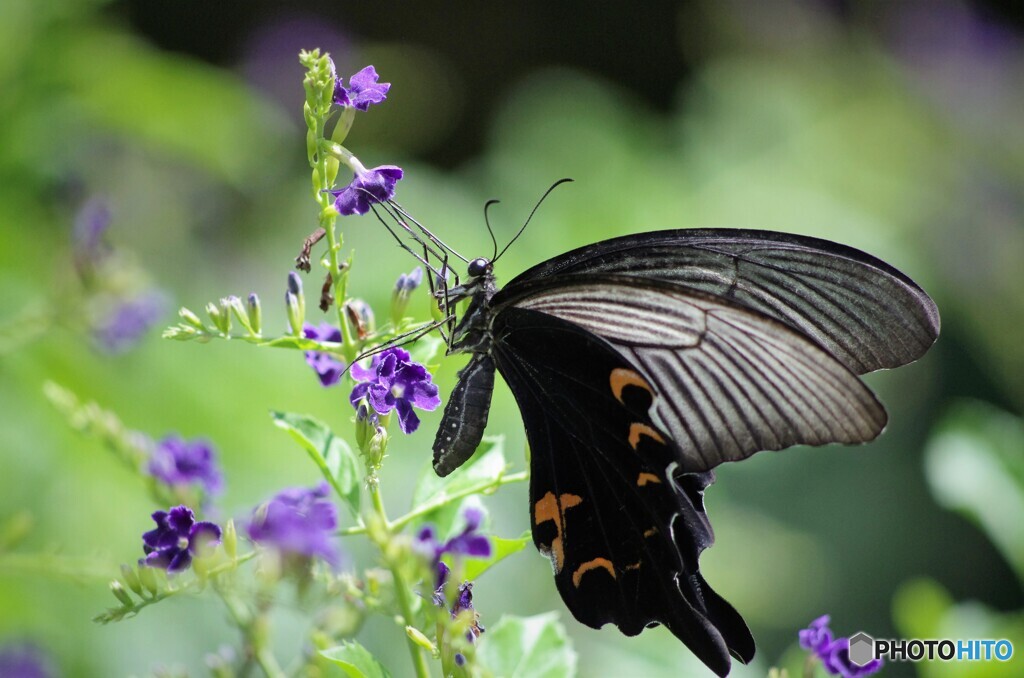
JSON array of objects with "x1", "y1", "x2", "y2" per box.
[
  {"x1": 492, "y1": 306, "x2": 754, "y2": 676},
  {"x1": 499, "y1": 275, "x2": 888, "y2": 474},
  {"x1": 505, "y1": 229, "x2": 940, "y2": 374}
]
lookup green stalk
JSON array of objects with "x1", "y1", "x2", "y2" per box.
[{"x1": 370, "y1": 484, "x2": 432, "y2": 678}]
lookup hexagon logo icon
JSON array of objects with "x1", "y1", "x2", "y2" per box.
[{"x1": 849, "y1": 632, "x2": 875, "y2": 667}]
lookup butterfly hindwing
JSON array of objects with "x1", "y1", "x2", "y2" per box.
[
  {"x1": 491, "y1": 306, "x2": 754, "y2": 676},
  {"x1": 500, "y1": 274, "x2": 888, "y2": 474},
  {"x1": 505, "y1": 228, "x2": 940, "y2": 374}
]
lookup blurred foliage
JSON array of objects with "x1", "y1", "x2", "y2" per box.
[{"x1": 2, "y1": 0, "x2": 1024, "y2": 675}]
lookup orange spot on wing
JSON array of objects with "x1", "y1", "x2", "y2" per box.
[
  {"x1": 534, "y1": 492, "x2": 583, "y2": 573},
  {"x1": 610, "y1": 368, "x2": 654, "y2": 404},
  {"x1": 637, "y1": 472, "x2": 661, "y2": 486},
  {"x1": 628, "y1": 423, "x2": 665, "y2": 450},
  {"x1": 624, "y1": 562, "x2": 641, "y2": 571},
  {"x1": 572, "y1": 557, "x2": 616, "y2": 587},
  {"x1": 643, "y1": 527, "x2": 658, "y2": 538}
]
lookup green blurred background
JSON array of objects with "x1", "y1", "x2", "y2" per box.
[{"x1": 2, "y1": 0, "x2": 1024, "y2": 675}]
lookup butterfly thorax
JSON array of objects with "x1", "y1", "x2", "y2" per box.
[{"x1": 445, "y1": 271, "x2": 498, "y2": 355}]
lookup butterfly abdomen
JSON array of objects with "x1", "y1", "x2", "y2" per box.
[{"x1": 432, "y1": 354, "x2": 496, "y2": 477}]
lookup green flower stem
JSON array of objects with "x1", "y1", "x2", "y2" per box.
[
  {"x1": 218, "y1": 587, "x2": 286, "y2": 678},
  {"x1": 312, "y1": 115, "x2": 356, "y2": 362},
  {"x1": 335, "y1": 470, "x2": 529, "y2": 538},
  {"x1": 0, "y1": 301, "x2": 54, "y2": 356},
  {"x1": 368, "y1": 484, "x2": 432, "y2": 678},
  {"x1": 391, "y1": 471, "x2": 529, "y2": 532}
]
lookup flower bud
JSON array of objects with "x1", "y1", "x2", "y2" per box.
[
  {"x1": 206, "y1": 301, "x2": 230, "y2": 335},
  {"x1": 223, "y1": 519, "x2": 238, "y2": 560},
  {"x1": 110, "y1": 579, "x2": 134, "y2": 607},
  {"x1": 407, "y1": 625, "x2": 438, "y2": 654},
  {"x1": 120, "y1": 563, "x2": 143, "y2": 596},
  {"x1": 286, "y1": 272, "x2": 306, "y2": 336},
  {"x1": 367, "y1": 425, "x2": 389, "y2": 471},
  {"x1": 246, "y1": 293, "x2": 262, "y2": 335},
  {"x1": 179, "y1": 307, "x2": 205, "y2": 330},
  {"x1": 391, "y1": 267, "x2": 423, "y2": 326},
  {"x1": 137, "y1": 562, "x2": 159, "y2": 596},
  {"x1": 224, "y1": 296, "x2": 253, "y2": 334}
]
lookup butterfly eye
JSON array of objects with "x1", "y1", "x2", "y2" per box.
[{"x1": 467, "y1": 258, "x2": 491, "y2": 277}]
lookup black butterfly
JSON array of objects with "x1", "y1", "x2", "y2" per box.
[{"x1": 372, "y1": 200, "x2": 939, "y2": 676}]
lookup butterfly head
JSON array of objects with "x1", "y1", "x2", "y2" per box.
[{"x1": 467, "y1": 257, "x2": 493, "y2": 278}]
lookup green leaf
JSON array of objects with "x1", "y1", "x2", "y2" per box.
[
  {"x1": 412, "y1": 436, "x2": 508, "y2": 512},
  {"x1": 924, "y1": 401, "x2": 1024, "y2": 579},
  {"x1": 270, "y1": 412, "x2": 361, "y2": 519},
  {"x1": 476, "y1": 613, "x2": 577, "y2": 678},
  {"x1": 320, "y1": 641, "x2": 392, "y2": 678},
  {"x1": 463, "y1": 530, "x2": 532, "y2": 581},
  {"x1": 260, "y1": 335, "x2": 340, "y2": 351}
]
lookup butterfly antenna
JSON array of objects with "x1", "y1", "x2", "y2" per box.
[
  {"x1": 484, "y1": 199, "x2": 500, "y2": 261},
  {"x1": 367, "y1": 201, "x2": 448, "y2": 281},
  {"x1": 494, "y1": 178, "x2": 574, "y2": 263},
  {"x1": 388, "y1": 199, "x2": 470, "y2": 264}
]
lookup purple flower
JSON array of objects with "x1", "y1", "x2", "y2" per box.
[
  {"x1": 333, "y1": 65, "x2": 390, "y2": 111},
  {"x1": 799, "y1": 616, "x2": 882, "y2": 677},
  {"x1": 0, "y1": 642, "x2": 55, "y2": 678},
  {"x1": 302, "y1": 322, "x2": 345, "y2": 387},
  {"x1": 92, "y1": 291, "x2": 167, "y2": 353},
  {"x1": 147, "y1": 435, "x2": 223, "y2": 495},
  {"x1": 414, "y1": 506, "x2": 491, "y2": 590},
  {"x1": 329, "y1": 165, "x2": 404, "y2": 216},
  {"x1": 349, "y1": 347, "x2": 440, "y2": 434},
  {"x1": 247, "y1": 482, "x2": 339, "y2": 566},
  {"x1": 799, "y1": 614, "x2": 834, "y2": 655},
  {"x1": 140, "y1": 506, "x2": 221, "y2": 573}
]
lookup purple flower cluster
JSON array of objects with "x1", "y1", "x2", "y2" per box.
[
  {"x1": 140, "y1": 506, "x2": 221, "y2": 573},
  {"x1": 415, "y1": 508, "x2": 490, "y2": 666},
  {"x1": 414, "y1": 506, "x2": 492, "y2": 592},
  {"x1": 147, "y1": 434, "x2": 223, "y2": 495},
  {"x1": 800, "y1": 615, "x2": 883, "y2": 677},
  {"x1": 350, "y1": 347, "x2": 441, "y2": 434},
  {"x1": 0, "y1": 642, "x2": 54, "y2": 678},
  {"x1": 302, "y1": 322, "x2": 345, "y2": 387},
  {"x1": 323, "y1": 63, "x2": 403, "y2": 215},
  {"x1": 247, "y1": 482, "x2": 339, "y2": 567}
]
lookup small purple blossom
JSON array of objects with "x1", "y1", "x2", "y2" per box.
[
  {"x1": 333, "y1": 65, "x2": 390, "y2": 111},
  {"x1": 92, "y1": 291, "x2": 167, "y2": 353},
  {"x1": 0, "y1": 642, "x2": 55, "y2": 678},
  {"x1": 302, "y1": 322, "x2": 345, "y2": 387},
  {"x1": 329, "y1": 165, "x2": 404, "y2": 216},
  {"x1": 247, "y1": 482, "x2": 339, "y2": 566},
  {"x1": 140, "y1": 506, "x2": 221, "y2": 573},
  {"x1": 414, "y1": 506, "x2": 492, "y2": 590},
  {"x1": 799, "y1": 615, "x2": 882, "y2": 677},
  {"x1": 147, "y1": 435, "x2": 223, "y2": 495},
  {"x1": 350, "y1": 347, "x2": 440, "y2": 434},
  {"x1": 394, "y1": 266, "x2": 423, "y2": 293}
]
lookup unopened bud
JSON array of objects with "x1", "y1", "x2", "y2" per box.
[
  {"x1": 138, "y1": 562, "x2": 158, "y2": 596},
  {"x1": 206, "y1": 301, "x2": 230, "y2": 335},
  {"x1": 224, "y1": 296, "x2": 253, "y2": 334},
  {"x1": 391, "y1": 267, "x2": 423, "y2": 326},
  {"x1": 179, "y1": 307, "x2": 205, "y2": 330},
  {"x1": 286, "y1": 272, "x2": 306, "y2": 335},
  {"x1": 110, "y1": 579, "x2": 134, "y2": 607},
  {"x1": 246, "y1": 293, "x2": 262, "y2": 335},
  {"x1": 223, "y1": 519, "x2": 237, "y2": 560},
  {"x1": 120, "y1": 564, "x2": 143, "y2": 596},
  {"x1": 406, "y1": 626, "x2": 437, "y2": 653}
]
